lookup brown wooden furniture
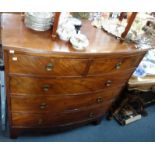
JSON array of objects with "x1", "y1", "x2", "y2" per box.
[
  {"x1": 51, "y1": 12, "x2": 61, "y2": 39},
  {"x1": 121, "y1": 12, "x2": 138, "y2": 40},
  {"x1": 1, "y1": 13, "x2": 147, "y2": 138}
]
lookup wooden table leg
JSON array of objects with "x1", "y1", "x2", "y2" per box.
[
  {"x1": 52, "y1": 12, "x2": 61, "y2": 39},
  {"x1": 121, "y1": 12, "x2": 138, "y2": 40}
]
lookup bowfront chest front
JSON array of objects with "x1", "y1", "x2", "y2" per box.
[{"x1": 2, "y1": 14, "x2": 147, "y2": 138}]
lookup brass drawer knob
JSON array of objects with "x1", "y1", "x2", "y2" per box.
[
  {"x1": 38, "y1": 118, "x2": 43, "y2": 125},
  {"x1": 45, "y1": 63, "x2": 54, "y2": 71},
  {"x1": 96, "y1": 97, "x2": 103, "y2": 104},
  {"x1": 40, "y1": 103, "x2": 48, "y2": 110},
  {"x1": 89, "y1": 112, "x2": 95, "y2": 118},
  {"x1": 105, "y1": 80, "x2": 112, "y2": 87},
  {"x1": 43, "y1": 84, "x2": 50, "y2": 92},
  {"x1": 115, "y1": 62, "x2": 122, "y2": 70}
]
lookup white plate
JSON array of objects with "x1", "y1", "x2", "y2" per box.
[
  {"x1": 24, "y1": 12, "x2": 54, "y2": 31},
  {"x1": 72, "y1": 44, "x2": 87, "y2": 51},
  {"x1": 70, "y1": 33, "x2": 89, "y2": 50}
]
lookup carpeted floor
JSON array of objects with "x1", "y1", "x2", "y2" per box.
[{"x1": 0, "y1": 105, "x2": 155, "y2": 142}]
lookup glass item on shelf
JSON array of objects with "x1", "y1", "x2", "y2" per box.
[
  {"x1": 90, "y1": 12, "x2": 108, "y2": 28},
  {"x1": 101, "y1": 18, "x2": 127, "y2": 38}
]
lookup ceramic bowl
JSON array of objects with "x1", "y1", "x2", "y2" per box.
[{"x1": 70, "y1": 33, "x2": 89, "y2": 50}]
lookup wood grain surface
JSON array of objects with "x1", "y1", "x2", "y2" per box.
[{"x1": 1, "y1": 13, "x2": 148, "y2": 138}]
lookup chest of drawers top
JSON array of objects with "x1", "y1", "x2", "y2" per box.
[{"x1": 1, "y1": 13, "x2": 145, "y2": 55}]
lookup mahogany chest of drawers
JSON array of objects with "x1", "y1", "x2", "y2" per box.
[{"x1": 1, "y1": 14, "x2": 147, "y2": 138}]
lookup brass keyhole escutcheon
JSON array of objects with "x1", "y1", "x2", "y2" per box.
[
  {"x1": 115, "y1": 62, "x2": 122, "y2": 70},
  {"x1": 43, "y1": 84, "x2": 50, "y2": 92},
  {"x1": 106, "y1": 80, "x2": 112, "y2": 87},
  {"x1": 45, "y1": 63, "x2": 54, "y2": 71},
  {"x1": 96, "y1": 97, "x2": 103, "y2": 104},
  {"x1": 89, "y1": 112, "x2": 95, "y2": 118},
  {"x1": 38, "y1": 118, "x2": 43, "y2": 125},
  {"x1": 40, "y1": 103, "x2": 48, "y2": 110}
]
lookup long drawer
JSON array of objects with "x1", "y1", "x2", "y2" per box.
[
  {"x1": 10, "y1": 87, "x2": 122, "y2": 113},
  {"x1": 8, "y1": 53, "x2": 87, "y2": 76},
  {"x1": 12, "y1": 103, "x2": 111, "y2": 127},
  {"x1": 10, "y1": 69, "x2": 133, "y2": 95},
  {"x1": 8, "y1": 52, "x2": 145, "y2": 77}
]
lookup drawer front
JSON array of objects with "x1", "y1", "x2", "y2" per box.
[
  {"x1": 12, "y1": 103, "x2": 111, "y2": 127},
  {"x1": 11, "y1": 87, "x2": 122, "y2": 113},
  {"x1": 10, "y1": 69, "x2": 133, "y2": 95},
  {"x1": 88, "y1": 54, "x2": 145, "y2": 75},
  {"x1": 8, "y1": 53, "x2": 87, "y2": 76}
]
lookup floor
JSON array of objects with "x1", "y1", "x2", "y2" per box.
[{"x1": 0, "y1": 105, "x2": 155, "y2": 142}]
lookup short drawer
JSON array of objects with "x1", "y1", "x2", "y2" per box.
[
  {"x1": 10, "y1": 69, "x2": 133, "y2": 95},
  {"x1": 11, "y1": 87, "x2": 122, "y2": 113},
  {"x1": 12, "y1": 103, "x2": 111, "y2": 127},
  {"x1": 8, "y1": 53, "x2": 87, "y2": 76},
  {"x1": 88, "y1": 53, "x2": 145, "y2": 75}
]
